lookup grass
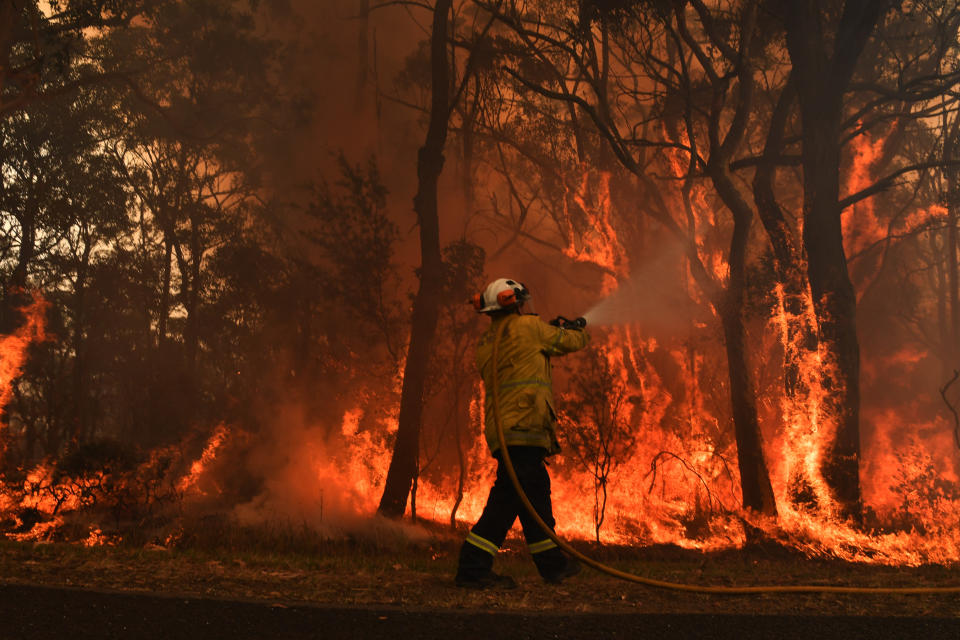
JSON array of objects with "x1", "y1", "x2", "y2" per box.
[{"x1": 1, "y1": 519, "x2": 960, "y2": 618}]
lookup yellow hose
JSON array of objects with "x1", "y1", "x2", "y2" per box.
[{"x1": 490, "y1": 317, "x2": 960, "y2": 594}]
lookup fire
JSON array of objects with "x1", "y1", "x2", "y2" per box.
[
  {"x1": 562, "y1": 167, "x2": 627, "y2": 293},
  {"x1": 840, "y1": 126, "x2": 942, "y2": 295},
  {"x1": 177, "y1": 423, "x2": 230, "y2": 495},
  {"x1": 0, "y1": 293, "x2": 48, "y2": 452},
  {"x1": 769, "y1": 282, "x2": 840, "y2": 517},
  {"x1": 83, "y1": 526, "x2": 119, "y2": 547},
  {"x1": 0, "y1": 183, "x2": 958, "y2": 568},
  {"x1": 843, "y1": 127, "x2": 887, "y2": 263},
  {"x1": 0, "y1": 420, "x2": 239, "y2": 543}
]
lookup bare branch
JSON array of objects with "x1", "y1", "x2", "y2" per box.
[
  {"x1": 839, "y1": 160, "x2": 960, "y2": 211},
  {"x1": 940, "y1": 370, "x2": 960, "y2": 450}
]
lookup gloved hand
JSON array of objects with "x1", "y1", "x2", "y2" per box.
[{"x1": 549, "y1": 316, "x2": 587, "y2": 330}]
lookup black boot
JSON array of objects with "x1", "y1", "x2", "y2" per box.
[
  {"x1": 454, "y1": 571, "x2": 518, "y2": 590},
  {"x1": 455, "y1": 540, "x2": 517, "y2": 589},
  {"x1": 542, "y1": 557, "x2": 582, "y2": 584}
]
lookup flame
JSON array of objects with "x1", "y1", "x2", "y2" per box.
[
  {"x1": 562, "y1": 167, "x2": 627, "y2": 293},
  {"x1": 177, "y1": 424, "x2": 230, "y2": 495},
  {"x1": 769, "y1": 282, "x2": 840, "y2": 517},
  {"x1": 0, "y1": 421, "x2": 238, "y2": 543},
  {"x1": 843, "y1": 128, "x2": 887, "y2": 263},
  {"x1": 1, "y1": 154, "x2": 959, "y2": 567},
  {"x1": 841, "y1": 126, "x2": 942, "y2": 295},
  {"x1": 0, "y1": 293, "x2": 49, "y2": 453},
  {"x1": 83, "y1": 526, "x2": 119, "y2": 547}
]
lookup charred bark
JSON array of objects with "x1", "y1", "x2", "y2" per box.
[
  {"x1": 11, "y1": 212, "x2": 34, "y2": 290},
  {"x1": 779, "y1": 0, "x2": 891, "y2": 521},
  {"x1": 713, "y1": 186, "x2": 778, "y2": 517},
  {"x1": 158, "y1": 237, "x2": 173, "y2": 345},
  {"x1": 185, "y1": 209, "x2": 202, "y2": 373},
  {"x1": 751, "y1": 73, "x2": 823, "y2": 507},
  {"x1": 700, "y1": 2, "x2": 777, "y2": 518},
  {"x1": 948, "y1": 190, "x2": 959, "y2": 363},
  {"x1": 2, "y1": 208, "x2": 36, "y2": 334},
  {"x1": 944, "y1": 113, "x2": 960, "y2": 364},
  {"x1": 71, "y1": 229, "x2": 93, "y2": 442},
  {"x1": 377, "y1": 0, "x2": 452, "y2": 518},
  {"x1": 709, "y1": 159, "x2": 778, "y2": 516}
]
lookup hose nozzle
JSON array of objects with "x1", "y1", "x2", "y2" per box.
[{"x1": 549, "y1": 316, "x2": 587, "y2": 330}]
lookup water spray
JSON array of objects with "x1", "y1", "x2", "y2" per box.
[{"x1": 575, "y1": 275, "x2": 701, "y2": 330}]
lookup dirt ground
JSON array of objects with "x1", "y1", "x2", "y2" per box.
[
  {"x1": 1, "y1": 536, "x2": 960, "y2": 638},
  {"x1": 2, "y1": 581, "x2": 960, "y2": 640}
]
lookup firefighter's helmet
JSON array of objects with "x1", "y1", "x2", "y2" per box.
[{"x1": 472, "y1": 278, "x2": 530, "y2": 314}]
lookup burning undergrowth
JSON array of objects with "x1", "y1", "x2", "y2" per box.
[
  {"x1": 3, "y1": 233, "x2": 960, "y2": 567},
  {"x1": 0, "y1": 410, "x2": 435, "y2": 548},
  {"x1": 0, "y1": 296, "x2": 437, "y2": 547}
]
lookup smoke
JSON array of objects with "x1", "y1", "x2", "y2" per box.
[
  {"x1": 230, "y1": 404, "x2": 430, "y2": 544},
  {"x1": 582, "y1": 240, "x2": 705, "y2": 333}
]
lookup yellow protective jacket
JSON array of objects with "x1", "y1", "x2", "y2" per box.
[{"x1": 477, "y1": 313, "x2": 590, "y2": 455}]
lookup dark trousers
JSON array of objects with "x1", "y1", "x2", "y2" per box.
[{"x1": 456, "y1": 446, "x2": 568, "y2": 579}]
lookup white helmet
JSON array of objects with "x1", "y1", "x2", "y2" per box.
[{"x1": 472, "y1": 278, "x2": 530, "y2": 314}]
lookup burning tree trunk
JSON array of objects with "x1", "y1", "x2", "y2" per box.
[
  {"x1": 948, "y1": 187, "x2": 959, "y2": 365},
  {"x1": 716, "y1": 199, "x2": 778, "y2": 518},
  {"x1": 942, "y1": 113, "x2": 960, "y2": 367},
  {"x1": 779, "y1": 0, "x2": 892, "y2": 521},
  {"x1": 377, "y1": 0, "x2": 452, "y2": 518},
  {"x1": 681, "y1": 1, "x2": 778, "y2": 518},
  {"x1": 751, "y1": 75, "x2": 830, "y2": 507},
  {"x1": 1, "y1": 210, "x2": 36, "y2": 335},
  {"x1": 704, "y1": 168, "x2": 779, "y2": 519}
]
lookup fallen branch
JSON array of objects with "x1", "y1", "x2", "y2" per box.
[{"x1": 646, "y1": 450, "x2": 728, "y2": 513}]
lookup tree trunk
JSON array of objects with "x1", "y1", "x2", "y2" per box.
[
  {"x1": 933, "y1": 229, "x2": 950, "y2": 378},
  {"x1": 71, "y1": 232, "x2": 93, "y2": 442},
  {"x1": 159, "y1": 237, "x2": 173, "y2": 344},
  {"x1": 185, "y1": 210, "x2": 202, "y2": 372},
  {"x1": 2, "y1": 210, "x2": 36, "y2": 334},
  {"x1": 12, "y1": 213, "x2": 33, "y2": 289},
  {"x1": 710, "y1": 162, "x2": 778, "y2": 516},
  {"x1": 947, "y1": 174, "x2": 959, "y2": 365},
  {"x1": 377, "y1": 0, "x2": 452, "y2": 518},
  {"x1": 779, "y1": 0, "x2": 890, "y2": 521},
  {"x1": 720, "y1": 206, "x2": 778, "y2": 516},
  {"x1": 801, "y1": 106, "x2": 863, "y2": 520},
  {"x1": 751, "y1": 74, "x2": 824, "y2": 507},
  {"x1": 450, "y1": 410, "x2": 466, "y2": 527},
  {"x1": 938, "y1": 78, "x2": 960, "y2": 367},
  {"x1": 0, "y1": 1, "x2": 28, "y2": 109},
  {"x1": 461, "y1": 81, "x2": 476, "y2": 212},
  {"x1": 701, "y1": 6, "x2": 778, "y2": 517}
]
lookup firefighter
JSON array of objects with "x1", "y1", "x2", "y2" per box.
[{"x1": 455, "y1": 278, "x2": 590, "y2": 589}]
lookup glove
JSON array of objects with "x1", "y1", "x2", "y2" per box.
[{"x1": 549, "y1": 316, "x2": 587, "y2": 330}]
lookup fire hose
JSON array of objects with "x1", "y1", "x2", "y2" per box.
[{"x1": 490, "y1": 317, "x2": 960, "y2": 594}]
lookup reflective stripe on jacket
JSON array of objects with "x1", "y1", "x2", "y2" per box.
[{"x1": 477, "y1": 313, "x2": 590, "y2": 454}]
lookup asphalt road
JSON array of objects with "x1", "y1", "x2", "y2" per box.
[{"x1": 0, "y1": 582, "x2": 957, "y2": 640}]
